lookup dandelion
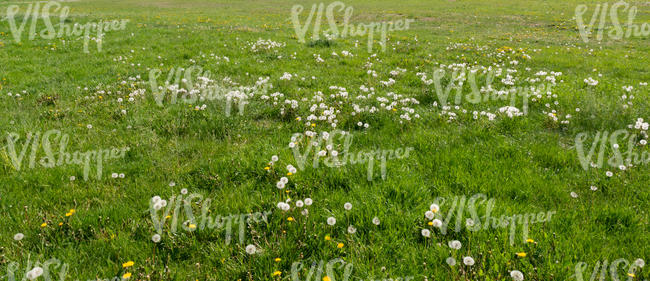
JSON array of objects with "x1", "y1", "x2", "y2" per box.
[
  {"x1": 273, "y1": 271, "x2": 282, "y2": 277},
  {"x1": 424, "y1": 211, "x2": 434, "y2": 220},
  {"x1": 245, "y1": 244, "x2": 257, "y2": 254},
  {"x1": 25, "y1": 267, "x2": 43, "y2": 280},
  {"x1": 421, "y1": 229, "x2": 431, "y2": 237},
  {"x1": 337, "y1": 243, "x2": 344, "y2": 248},
  {"x1": 287, "y1": 217, "x2": 294, "y2": 222},
  {"x1": 275, "y1": 258, "x2": 281, "y2": 262},
  {"x1": 323, "y1": 276, "x2": 332, "y2": 281},
  {"x1": 463, "y1": 256, "x2": 475, "y2": 266},
  {"x1": 296, "y1": 200, "x2": 304, "y2": 207},
  {"x1": 590, "y1": 186, "x2": 598, "y2": 191},
  {"x1": 344, "y1": 202, "x2": 352, "y2": 210},
  {"x1": 430, "y1": 203, "x2": 440, "y2": 213},
  {"x1": 446, "y1": 257, "x2": 456, "y2": 266},
  {"x1": 327, "y1": 217, "x2": 337, "y2": 226},
  {"x1": 347, "y1": 225, "x2": 357, "y2": 234},
  {"x1": 516, "y1": 252, "x2": 527, "y2": 257},
  {"x1": 122, "y1": 273, "x2": 132, "y2": 279},
  {"x1": 169, "y1": 181, "x2": 176, "y2": 187},
  {"x1": 448, "y1": 240, "x2": 461, "y2": 250},
  {"x1": 181, "y1": 188, "x2": 188, "y2": 195},
  {"x1": 570, "y1": 192, "x2": 578, "y2": 198},
  {"x1": 606, "y1": 171, "x2": 613, "y2": 177},
  {"x1": 526, "y1": 239, "x2": 535, "y2": 243},
  {"x1": 304, "y1": 198, "x2": 313, "y2": 206},
  {"x1": 13, "y1": 233, "x2": 24, "y2": 241},
  {"x1": 276, "y1": 181, "x2": 285, "y2": 189},
  {"x1": 372, "y1": 217, "x2": 380, "y2": 225},
  {"x1": 271, "y1": 155, "x2": 279, "y2": 162},
  {"x1": 325, "y1": 235, "x2": 331, "y2": 241},
  {"x1": 432, "y1": 219, "x2": 442, "y2": 227},
  {"x1": 510, "y1": 270, "x2": 524, "y2": 281},
  {"x1": 122, "y1": 261, "x2": 134, "y2": 268},
  {"x1": 634, "y1": 258, "x2": 645, "y2": 268},
  {"x1": 40, "y1": 222, "x2": 47, "y2": 228},
  {"x1": 152, "y1": 234, "x2": 161, "y2": 243}
]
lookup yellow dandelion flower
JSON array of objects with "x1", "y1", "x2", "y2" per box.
[
  {"x1": 287, "y1": 172, "x2": 293, "y2": 176},
  {"x1": 58, "y1": 222, "x2": 63, "y2": 226},
  {"x1": 122, "y1": 261, "x2": 134, "y2": 268},
  {"x1": 122, "y1": 272, "x2": 131, "y2": 279},
  {"x1": 427, "y1": 222, "x2": 433, "y2": 226},
  {"x1": 287, "y1": 217, "x2": 294, "y2": 222},
  {"x1": 325, "y1": 235, "x2": 331, "y2": 241},
  {"x1": 526, "y1": 239, "x2": 535, "y2": 243},
  {"x1": 323, "y1": 276, "x2": 331, "y2": 281},
  {"x1": 40, "y1": 223, "x2": 47, "y2": 228},
  {"x1": 272, "y1": 271, "x2": 282, "y2": 276},
  {"x1": 627, "y1": 273, "x2": 635, "y2": 277},
  {"x1": 264, "y1": 167, "x2": 270, "y2": 170},
  {"x1": 65, "y1": 212, "x2": 72, "y2": 217},
  {"x1": 516, "y1": 252, "x2": 527, "y2": 257},
  {"x1": 337, "y1": 243, "x2": 344, "y2": 249},
  {"x1": 274, "y1": 258, "x2": 281, "y2": 262},
  {"x1": 189, "y1": 224, "x2": 197, "y2": 229}
]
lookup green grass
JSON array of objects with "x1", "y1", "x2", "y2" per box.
[{"x1": 0, "y1": 0, "x2": 648, "y2": 280}]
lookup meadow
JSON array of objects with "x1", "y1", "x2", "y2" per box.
[{"x1": 0, "y1": 0, "x2": 649, "y2": 280}]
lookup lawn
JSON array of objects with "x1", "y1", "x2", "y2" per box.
[{"x1": 0, "y1": 0, "x2": 648, "y2": 280}]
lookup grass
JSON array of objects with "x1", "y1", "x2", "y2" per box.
[{"x1": 0, "y1": 0, "x2": 648, "y2": 280}]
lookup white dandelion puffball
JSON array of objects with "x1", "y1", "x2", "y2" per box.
[
  {"x1": 296, "y1": 200, "x2": 304, "y2": 207},
  {"x1": 181, "y1": 188, "x2": 188, "y2": 195},
  {"x1": 26, "y1": 267, "x2": 44, "y2": 280},
  {"x1": 344, "y1": 202, "x2": 352, "y2": 210},
  {"x1": 169, "y1": 181, "x2": 176, "y2": 187},
  {"x1": 465, "y1": 219, "x2": 475, "y2": 227},
  {"x1": 510, "y1": 270, "x2": 524, "y2": 281},
  {"x1": 430, "y1": 203, "x2": 440, "y2": 212},
  {"x1": 151, "y1": 196, "x2": 161, "y2": 203},
  {"x1": 13, "y1": 233, "x2": 24, "y2": 241},
  {"x1": 372, "y1": 217, "x2": 380, "y2": 225},
  {"x1": 634, "y1": 258, "x2": 645, "y2": 268},
  {"x1": 271, "y1": 155, "x2": 279, "y2": 162},
  {"x1": 304, "y1": 198, "x2": 313, "y2": 206},
  {"x1": 606, "y1": 171, "x2": 613, "y2": 177},
  {"x1": 280, "y1": 177, "x2": 289, "y2": 184},
  {"x1": 327, "y1": 217, "x2": 337, "y2": 226},
  {"x1": 446, "y1": 257, "x2": 456, "y2": 266},
  {"x1": 463, "y1": 256, "x2": 475, "y2": 266},
  {"x1": 432, "y1": 219, "x2": 442, "y2": 227},
  {"x1": 276, "y1": 181, "x2": 285, "y2": 189},
  {"x1": 421, "y1": 229, "x2": 431, "y2": 237},
  {"x1": 347, "y1": 225, "x2": 357, "y2": 234},
  {"x1": 570, "y1": 192, "x2": 578, "y2": 198},
  {"x1": 245, "y1": 244, "x2": 257, "y2": 254},
  {"x1": 301, "y1": 209, "x2": 309, "y2": 216},
  {"x1": 152, "y1": 234, "x2": 161, "y2": 243},
  {"x1": 425, "y1": 211, "x2": 434, "y2": 220},
  {"x1": 448, "y1": 240, "x2": 462, "y2": 250}
]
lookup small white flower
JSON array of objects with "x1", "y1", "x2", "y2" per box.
[
  {"x1": 446, "y1": 257, "x2": 456, "y2": 266},
  {"x1": 245, "y1": 244, "x2": 257, "y2": 254},
  {"x1": 13, "y1": 233, "x2": 24, "y2": 241},
  {"x1": 590, "y1": 185, "x2": 598, "y2": 191},
  {"x1": 119, "y1": 173, "x2": 125, "y2": 178},
  {"x1": 152, "y1": 234, "x2": 161, "y2": 243},
  {"x1": 86, "y1": 124, "x2": 93, "y2": 129},
  {"x1": 344, "y1": 202, "x2": 352, "y2": 210},
  {"x1": 421, "y1": 229, "x2": 431, "y2": 237},
  {"x1": 304, "y1": 198, "x2": 313, "y2": 206},
  {"x1": 510, "y1": 270, "x2": 524, "y2": 281},
  {"x1": 26, "y1": 267, "x2": 43, "y2": 280},
  {"x1": 111, "y1": 173, "x2": 118, "y2": 178},
  {"x1": 372, "y1": 217, "x2": 380, "y2": 225},
  {"x1": 448, "y1": 240, "x2": 462, "y2": 250},
  {"x1": 347, "y1": 225, "x2": 357, "y2": 234},
  {"x1": 463, "y1": 256, "x2": 475, "y2": 266},
  {"x1": 634, "y1": 258, "x2": 645, "y2": 268}
]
